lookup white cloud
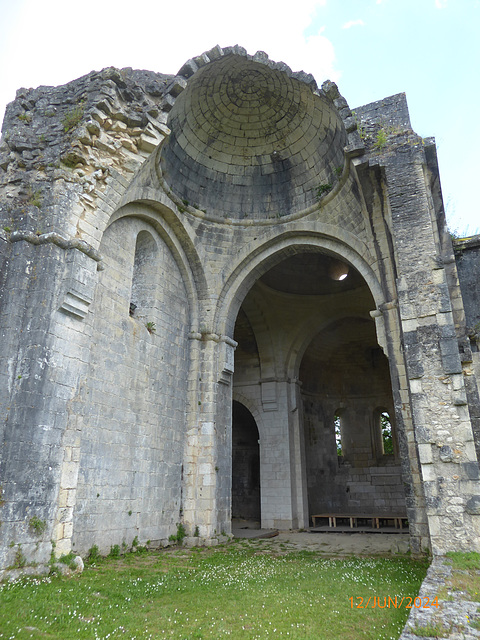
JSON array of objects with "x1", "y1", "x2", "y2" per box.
[
  {"x1": 0, "y1": 1, "x2": 339, "y2": 125},
  {"x1": 435, "y1": 0, "x2": 448, "y2": 7},
  {"x1": 0, "y1": 0, "x2": 339, "y2": 122},
  {"x1": 342, "y1": 19, "x2": 365, "y2": 29},
  {"x1": 285, "y1": 33, "x2": 339, "y2": 83}
]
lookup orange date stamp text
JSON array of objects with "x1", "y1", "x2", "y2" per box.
[{"x1": 349, "y1": 596, "x2": 439, "y2": 609}]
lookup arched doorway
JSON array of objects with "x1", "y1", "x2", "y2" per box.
[
  {"x1": 230, "y1": 249, "x2": 405, "y2": 529},
  {"x1": 232, "y1": 401, "x2": 261, "y2": 523}
]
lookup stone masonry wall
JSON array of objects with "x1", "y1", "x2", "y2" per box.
[
  {"x1": 0, "y1": 67, "x2": 175, "y2": 244},
  {"x1": 454, "y1": 236, "x2": 480, "y2": 458},
  {"x1": 302, "y1": 397, "x2": 405, "y2": 517},
  {"x1": 71, "y1": 215, "x2": 190, "y2": 555}
]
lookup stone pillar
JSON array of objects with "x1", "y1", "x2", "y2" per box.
[
  {"x1": 257, "y1": 379, "x2": 307, "y2": 530},
  {"x1": 182, "y1": 333, "x2": 236, "y2": 541},
  {"x1": 288, "y1": 378, "x2": 309, "y2": 529},
  {"x1": 384, "y1": 153, "x2": 480, "y2": 554}
]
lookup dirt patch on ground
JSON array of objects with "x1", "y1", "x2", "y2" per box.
[{"x1": 233, "y1": 530, "x2": 411, "y2": 556}]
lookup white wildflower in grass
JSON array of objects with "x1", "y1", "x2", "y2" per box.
[{"x1": 0, "y1": 544, "x2": 428, "y2": 639}]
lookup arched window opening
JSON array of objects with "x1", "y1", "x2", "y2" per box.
[
  {"x1": 380, "y1": 411, "x2": 394, "y2": 455},
  {"x1": 334, "y1": 412, "x2": 343, "y2": 457},
  {"x1": 130, "y1": 231, "x2": 157, "y2": 319}
]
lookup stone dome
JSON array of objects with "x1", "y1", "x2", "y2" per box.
[{"x1": 159, "y1": 53, "x2": 347, "y2": 220}]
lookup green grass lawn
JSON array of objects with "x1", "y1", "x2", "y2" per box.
[{"x1": 0, "y1": 541, "x2": 428, "y2": 640}]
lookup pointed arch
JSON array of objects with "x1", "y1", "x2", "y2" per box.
[
  {"x1": 107, "y1": 201, "x2": 208, "y2": 330},
  {"x1": 215, "y1": 229, "x2": 386, "y2": 338}
]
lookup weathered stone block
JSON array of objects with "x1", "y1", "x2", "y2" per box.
[{"x1": 466, "y1": 496, "x2": 480, "y2": 515}]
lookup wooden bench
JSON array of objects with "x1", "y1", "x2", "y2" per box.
[
  {"x1": 311, "y1": 514, "x2": 357, "y2": 528},
  {"x1": 311, "y1": 513, "x2": 408, "y2": 530},
  {"x1": 355, "y1": 515, "x2": 408, "y2": 529},
  {"x1": 311, "y1": 514, "x2": 356, "y2": 528},
  {"x1": 377, "y1": 515, "x2": 409, "y2": 530}
]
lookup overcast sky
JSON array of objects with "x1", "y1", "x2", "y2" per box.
[{"x1": 0, "y1": 0, "x2": 478, "y2": 234}]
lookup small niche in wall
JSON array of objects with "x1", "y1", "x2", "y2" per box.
[{"x1": 130, "y1": 230, "x2": 158, "y2": 319}]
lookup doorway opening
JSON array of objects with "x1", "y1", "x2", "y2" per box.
[
  {"x1": 232, "y1": 401, "x2": 261, "y2": 524},
  {"x1": 231, "y1": 249, "x2": 405, "y2": 530}
]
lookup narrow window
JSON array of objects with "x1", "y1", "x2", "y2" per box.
[
  {"x1": 381, "y1": 411, "x2": 394, "y2": 455},
  {"x1": 130, "y1": 231, "x2": 157, "y2": 318},
  {"x1": 334, "y1": 412, "x2": 343, "y2": 456}
]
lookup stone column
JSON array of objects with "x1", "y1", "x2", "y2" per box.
[
  {"x1": 182, "y1": 333, "x2": 236, "y2": 541},
  {"x1": 288, "y1": 378, "x2": 309, "y2": 529},
  {"x1": 257, "y1": 379, "x2": 307, "y2": 530}
]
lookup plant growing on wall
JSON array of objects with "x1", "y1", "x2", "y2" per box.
[
  {"x1": 29, "y1": 516, "x2": 47, "y2": 536},
  {"x1": 13, "y1": 544, "x2": 26, "y2": 569},
  {"x1": 374, "y1": 128, "x2": 387, "y2": 151},
  {"x1": 316, "y1": 183, "x2": 333, "y2": 200},
  {"x1": 145, "y1": 321, "x2": 156, "y2": 334},
  {"x1": 168, "y1": 523, "x2": 186, "y2": 545},
  {"x1": 62, "y1": 103, "x2": 84, "y2": 133}
]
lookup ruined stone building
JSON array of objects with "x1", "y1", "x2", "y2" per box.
[{"x1": 1, "y1": 46, "x2": 480, "y2": 569}]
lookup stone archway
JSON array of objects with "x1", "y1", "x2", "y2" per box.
[{"x1": 231, "y1": 249, "x2": 397, "y2": 530}]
